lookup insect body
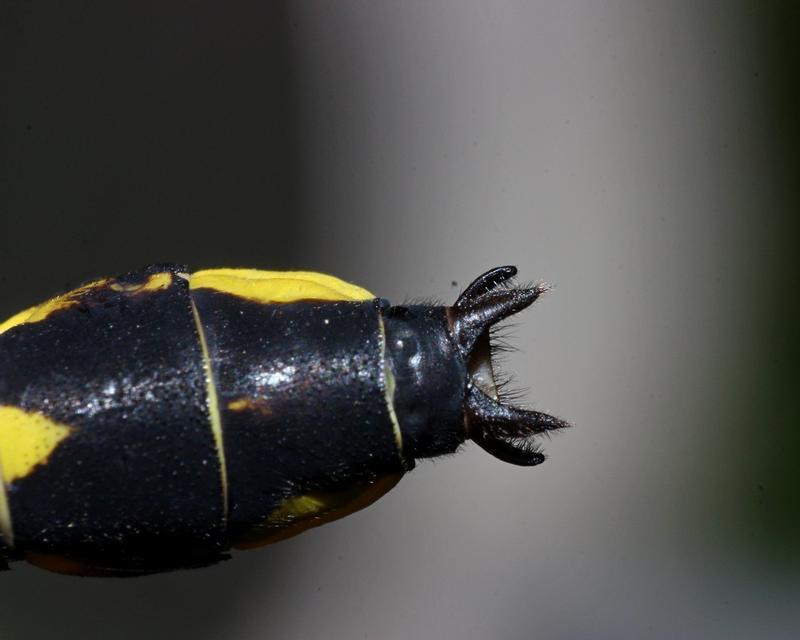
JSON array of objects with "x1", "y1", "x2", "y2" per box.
[{"x1": 0, "y1": 264, "x2": 567, "y2": 576}]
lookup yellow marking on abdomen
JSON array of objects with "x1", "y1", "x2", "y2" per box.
[
  {"x1": 0, "y1": 306, "x2": 37, "y2": 336},
  {"x1": 0, "y1": 406, "x2": 74, "y2": 547},
  {"x1": 228, "y1": 398, "x2": 272, "y2": 416},
  {"x1": 190, "y1": 269, "x2": 375, "y2": 304},
  {"x1": 233, "y1": 474, "x2": 402, "y2": 550},
  {"x1": 0, "y1": 279, "x2": 108, "y2": 336},
  {"x1": 0, "y1": 406, "x2": 74, "y2": 485},
  {"x1": 110, "y1": 272, "x2": 173, "y2": 294},
  {"x1": 191, "y1": 301, "x2": 228, "y2": 517}
]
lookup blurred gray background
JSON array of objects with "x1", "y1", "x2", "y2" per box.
[{"x1": 0, "y1": 2, "x2": 798, "y2": 638}]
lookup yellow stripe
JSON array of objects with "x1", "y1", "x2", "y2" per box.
[
  {"x1": 191, "y1": 301, "x2": 228, "y2": 517},
  {"x1": 0, "y1": 457, "x2": 12, "y2": 548},
  {"x1": 0, "y1": 272, "x2": 173, "y2": 337},
  {"x1": 378, "y1": 315, "x2": 406, "y2": 468},
  {"x1": 189, "y1": 269, "x2": 374, "y2": 304},
  {"x1": 0, "y1": 279, "x2": 108, "y2": 336},
  {"x1": 0, "y1": 306, "x2": 37, "y2": 336}
]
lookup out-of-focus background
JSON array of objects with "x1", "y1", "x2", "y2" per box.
[{"x1": 0, "y1": 2, "x2": 797, "y2": 638}]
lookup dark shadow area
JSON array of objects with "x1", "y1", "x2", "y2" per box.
[
  {"x1": 747, "y1": 3, "x2": 800, "y2": 568},
  {"x1": 0, "y1": 1, "x2": 303, "y2": 298},
  {"x1": 1, "y1": 546, "x2": 301, "y2": 640},
  {"x1": 0, "y1": 2, "x2": 304, "y2": 638}
]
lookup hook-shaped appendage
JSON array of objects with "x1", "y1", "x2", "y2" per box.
[
  {"x1": 451, "y1": 286, "x2": 546, "y2": 358},
  {"x1": 450, "y1": 267, "x2": 569, "y2": 466},
  {"x1": 454, "y1": 265, "x2": 519, "y2": 308},
  {"x1": 466, "y1": 385, "x2": 570, "y2": 466}
]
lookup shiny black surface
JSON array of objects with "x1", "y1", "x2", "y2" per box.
[
  {"x1": 0, "y1": 265, "x2": 227, "y2": 573},
  {"x1": 192, "y1": 291, "x2": 405, "y2": 542},
  {"x1": 383, "y1": 305, "x2": 467, "y2": 460}
]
